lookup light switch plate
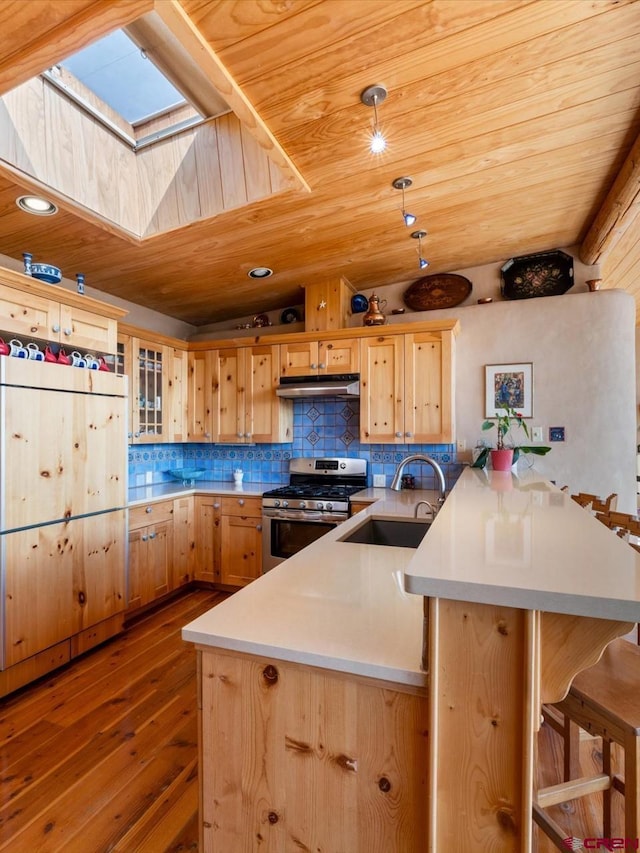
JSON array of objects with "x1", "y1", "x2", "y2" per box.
[
  {"x1": 532, "y1": 426, "x2": 543, "y2": 442},
  {"x1": 373, "y1": 474, "x2": 386, "y2": 487}
]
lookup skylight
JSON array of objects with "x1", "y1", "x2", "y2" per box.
[{"x1": 61, "y1": 29, "x2": 187, "y2": 125}]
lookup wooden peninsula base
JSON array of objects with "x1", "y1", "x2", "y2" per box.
[{"x1": 195, "y1": 599, "x2": 632, "y2": 852}]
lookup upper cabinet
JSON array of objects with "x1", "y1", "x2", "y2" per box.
[
  {"x1": 0, "y1": 271, "x2": 124, "y2": 354},
  {"x1": 215, "y1": 345, "x2": 292, "y2": 444},
  {"x1": 118, "y1": 330, "x2": 187, "y2": 444},
  {"x1": 359, "y1": 328, "x2": 456, "y2": 444},
  {"x1": 280, "y1": 338, "x2": 359, "y2": 376}
]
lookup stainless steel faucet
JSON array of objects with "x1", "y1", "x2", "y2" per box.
[
  {"x1": 414, "y1": 499, "x2": 436, "y2": 519},
  {"x1": 390, "y1": 454, "x2": 447, "y2": 506}
]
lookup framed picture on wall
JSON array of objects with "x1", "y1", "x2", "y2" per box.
[{"x1": 485, "y1": 363, "x2": 533, "y2": 418}]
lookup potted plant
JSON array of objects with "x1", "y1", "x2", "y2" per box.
[{"x1": 471, "y1": 405, "x2": 551, "y2": 471}]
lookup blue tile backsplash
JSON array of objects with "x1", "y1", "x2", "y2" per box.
[{"x1": 128, "y1": 399, "x2": 464, "y2": 490}]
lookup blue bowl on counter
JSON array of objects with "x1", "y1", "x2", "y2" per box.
[
  {"x1": 30, "y1": 263, "x2": 61, "y2": 284},
  {"x1": 166, "y1": 468, "x2": 207, "y2": 485}
]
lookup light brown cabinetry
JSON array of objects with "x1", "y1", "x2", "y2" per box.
[
  {"x1": 127, "y1": 501, "x2": 174, "y2": 611},
  {"x1": 167, "y1": 347, "x2": 189, "y2": 443},
  {"x1": 187, "y1": 350, "x2": 214, "y2": 441},
  {"x1": 198, "y1": 648, "x2": 428, "y2": 851},
  {"x1": 194, "y1": 495, "x2": 221, "y2": 583},
  {"x1": 0, "y1": 358, "x2": 127, "y2": 696},
  {"x1": 301, "y1": 276, "x2": 354, "y2": 332},
  {"x1": 3, "y1": 511, "x2": 126, "y2": 668},
  {"x1": 216, "y1": 345, "x2": 290, "y2": 443},
  {"x1": 280, "y1": 337, "x2": 359, "y2": 376},
  {"x1": 172, "y1": 495, "x2": 194, "y2": 588},
  {"x1": 0, "y1": 280, "x2": 119, "y2": 353},
  {"x1": 220, "y1": 496, "x2": 262, "y2": 586},
  {"x1": 359, "y1": 329, "x2": 455, "y2": 444}
]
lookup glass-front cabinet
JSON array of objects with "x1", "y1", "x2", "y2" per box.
[{"x1": 117, "y1": 334, "x2": 170, "y2": 443}]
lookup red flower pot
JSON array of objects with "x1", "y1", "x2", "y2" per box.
[{"x1": 490, "y1": 449, "x2": 514, "y2": 471}]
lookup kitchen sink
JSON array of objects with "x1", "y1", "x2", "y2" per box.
[{"x1": 339, "y1": 517, "x2": 431, "y2": 548}]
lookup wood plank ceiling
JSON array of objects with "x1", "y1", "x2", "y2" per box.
[{"x1": 0, "y1": 0, "x2": 639, "y2": 327}]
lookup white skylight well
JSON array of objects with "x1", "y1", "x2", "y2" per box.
[{"x1": 61, "y1": 29, "x2": 186, "y2": 125}]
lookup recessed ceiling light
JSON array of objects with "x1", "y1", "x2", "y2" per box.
[
  {"x1": 248, "y1": 267, "x2": 273, "y2": 279},
  {"x1": 16, "y1": 195, "x2": 58, "y2": 216}
]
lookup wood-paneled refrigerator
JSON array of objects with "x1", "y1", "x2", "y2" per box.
[{"x1": 0, "y1": 358, "x2": 127, "y2": 696}]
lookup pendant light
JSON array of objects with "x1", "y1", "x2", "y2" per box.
[
  {"x1": 360, "y1": 84, "x2": 388, "y2": 154},
  {"x1": 411, "y1": 230, "x2": 429, "y2": 270},
  {"x1": 392, "y1": 177, "x2": 417, "y2": 226}
]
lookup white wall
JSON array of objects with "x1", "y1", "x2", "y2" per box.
[{"x1": 352, "y1": 286, "x2": 637, "y2": 511}]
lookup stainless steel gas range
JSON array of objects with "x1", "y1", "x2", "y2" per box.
[{"x1": 262, "y1": 457, "x2": 367, "y2": 572}]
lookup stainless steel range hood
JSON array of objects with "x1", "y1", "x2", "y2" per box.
[{"x1": 276, "y1": 373, "x2": 360, "y2": 399}]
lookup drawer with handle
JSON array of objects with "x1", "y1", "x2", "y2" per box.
[
  {"x1": 220, "y1": 496, "x2": 262, "y2": 517},
  {"x1": 129, "y1": 500, "x2": 174, "y2": 529}
]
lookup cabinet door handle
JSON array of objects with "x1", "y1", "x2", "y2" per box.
[
  {"x1": 245, "y1": 433, "x2": 251, "y2": 440},
  {"x1": 145, "y1": 506, "x2": 152, "y2": 513},
  {"x1": 134, "y1": 431, "x2": 140, "y2": 438},
  {"x1": 213, "y1": 503, "x2": 220, "y2": 509},
  {"x1": 52, "y1": 324, "x2": 60, "y2": 333},
  {"x1": 319, "y1": 363, "x2": 325, "y2": 369},
  {"x1": 30, "y1": 326, "x2": 38, "y2": 334},
  {"x1": 149, "y1": 532, "x2": 156, "y2": 539},
  {"x1": 238, "y1": 499, "x2": 245, "y2": 506},
  {"x1": 310, "y1": 363, "x2": 317, "y2": 369},
  {"x1": 141, "y1": 535, "x2": 148, "y2": 541},
  {"x1": 237, "y1": 432, "x2": 243, "y2": 438},
  {"x1": 395, "y1": 432, "x2": 402, "y2": 438},
  {"x1": 63, "y1": 328, "x2": 72, "y2": 336},
  {"x1": 205, "y1": 432, "x2": 211, "y2": 438},
  {"x1": 405, "y1": 432, "x2": 413, "y2": 438},
  {"x1": 256, "y1": 524, "x2": 262, "y2": 532}
]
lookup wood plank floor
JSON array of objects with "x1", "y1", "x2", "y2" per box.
[
  {"x1": 0, "y1": 589, "x2": 227, "y2": 853},
  {"x1": 0, "y1": 588, "x2": 626, "y2": 851}
]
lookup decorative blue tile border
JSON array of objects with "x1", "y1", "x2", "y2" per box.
[{"x1": 128, "y1": 400, "x2": 463, "y2": 489}]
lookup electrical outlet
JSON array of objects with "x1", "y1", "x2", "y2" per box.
[
  {"x1": 532, "y1": 426, "x2": 543, "y2": 442},
  {"x1": 456, "y1": 439, "x2": 466, "y2": 452},
  {"x1": 373, "y1": 474, "x2": 386, "y2": 487}
]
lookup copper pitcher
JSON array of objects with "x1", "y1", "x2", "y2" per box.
[{"x1": 363, "y1": 293, "x2": 387, "y2": 325}]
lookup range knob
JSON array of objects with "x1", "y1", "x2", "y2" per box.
[
  {"x1": 282, "y1": 500, "x2": 289, "y2": 508},
  {"x1": 273, "y1": 499, "x2": 281, "y2": 507},
  {"x1": 299, "y1": 500, "x2": 307, "y2": 509},
  {"x1": 316, "y1": 501, "x2": 325, "y2": 510},
  {"x1": 326, "y1": 502, "x2": 333, "y2": 511}
]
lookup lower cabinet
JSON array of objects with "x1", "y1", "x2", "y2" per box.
[
  {"x1": 128, "y1": 520, "x2": 173, "y2": 611},
  {"x1": 219, "y1": 497, "x2": 263, "y2": 587},
  {"x1": 127, "y1": 497, "x2": 194, "y2": 612},
  {"x1": 198, "y1": 648, "x2": 429, "y2": 851},
  {"x1": 194, "y1": 495, "x2": 221, "y2": 583},
  {"x1": 1, "y1": 511, "x2": 126, "y2": 693},
  {"x1": 129, "y1": 493, "x2": 263, "y2": 601}
]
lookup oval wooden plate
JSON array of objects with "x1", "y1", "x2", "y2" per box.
[{"x1": 403, "y1": 273, "x2": 472, "y2": 311}]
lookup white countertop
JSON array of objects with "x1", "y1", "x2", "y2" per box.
[
  {"x1": 404, "y1": 467, "x2": 640, "y2": 621},
  {"x1": 182, "y1": 468, "x2": 640, "y2": 687},
  {"x1": 182, "y1": 488, "x2": 438, "y2": 687},
  {"x1": 128, "y1": 480, "x2": 281, "y2": 505}
]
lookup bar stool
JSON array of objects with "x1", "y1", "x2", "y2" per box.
[
  {"x1": 535, "y1": 639, "x2": 640, "y2": 846},
  {"x1": 571, "y1": 492, "x2": 618, "y2": 512}
]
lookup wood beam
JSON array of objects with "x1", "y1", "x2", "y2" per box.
[
  {"x1": 580, "y1": 129, "x2": 640, "y2": 266},
  {"x1": 153, "y1": 0, "x2": 311, "y2": 194}
]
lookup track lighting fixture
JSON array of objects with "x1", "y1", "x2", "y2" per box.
[
  {"x1": 411, "y1": 230, "x2": 429, "y2": 270},
  {"x1": 392, "y1": 177, "x2": 417, "y2": 226},
  {"x1": 360, "y1": 84, "x2": 388, "y2": 154}
]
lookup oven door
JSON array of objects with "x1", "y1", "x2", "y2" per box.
[{"x1": 262, "y1": 509, "x2": 347, "y2": 572}]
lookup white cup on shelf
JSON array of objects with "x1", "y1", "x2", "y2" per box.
[{"x1": 233, "y1": 469, "x2": 244, "y2": 485}]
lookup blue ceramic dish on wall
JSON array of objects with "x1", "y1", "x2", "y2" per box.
[{"x1": 351, "y1": 294, "x2": 369, "y2": 313}]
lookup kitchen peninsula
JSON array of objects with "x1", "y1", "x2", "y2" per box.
[{"x1": 183, "y1": 467, "x2": 640, "y2": 852}]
